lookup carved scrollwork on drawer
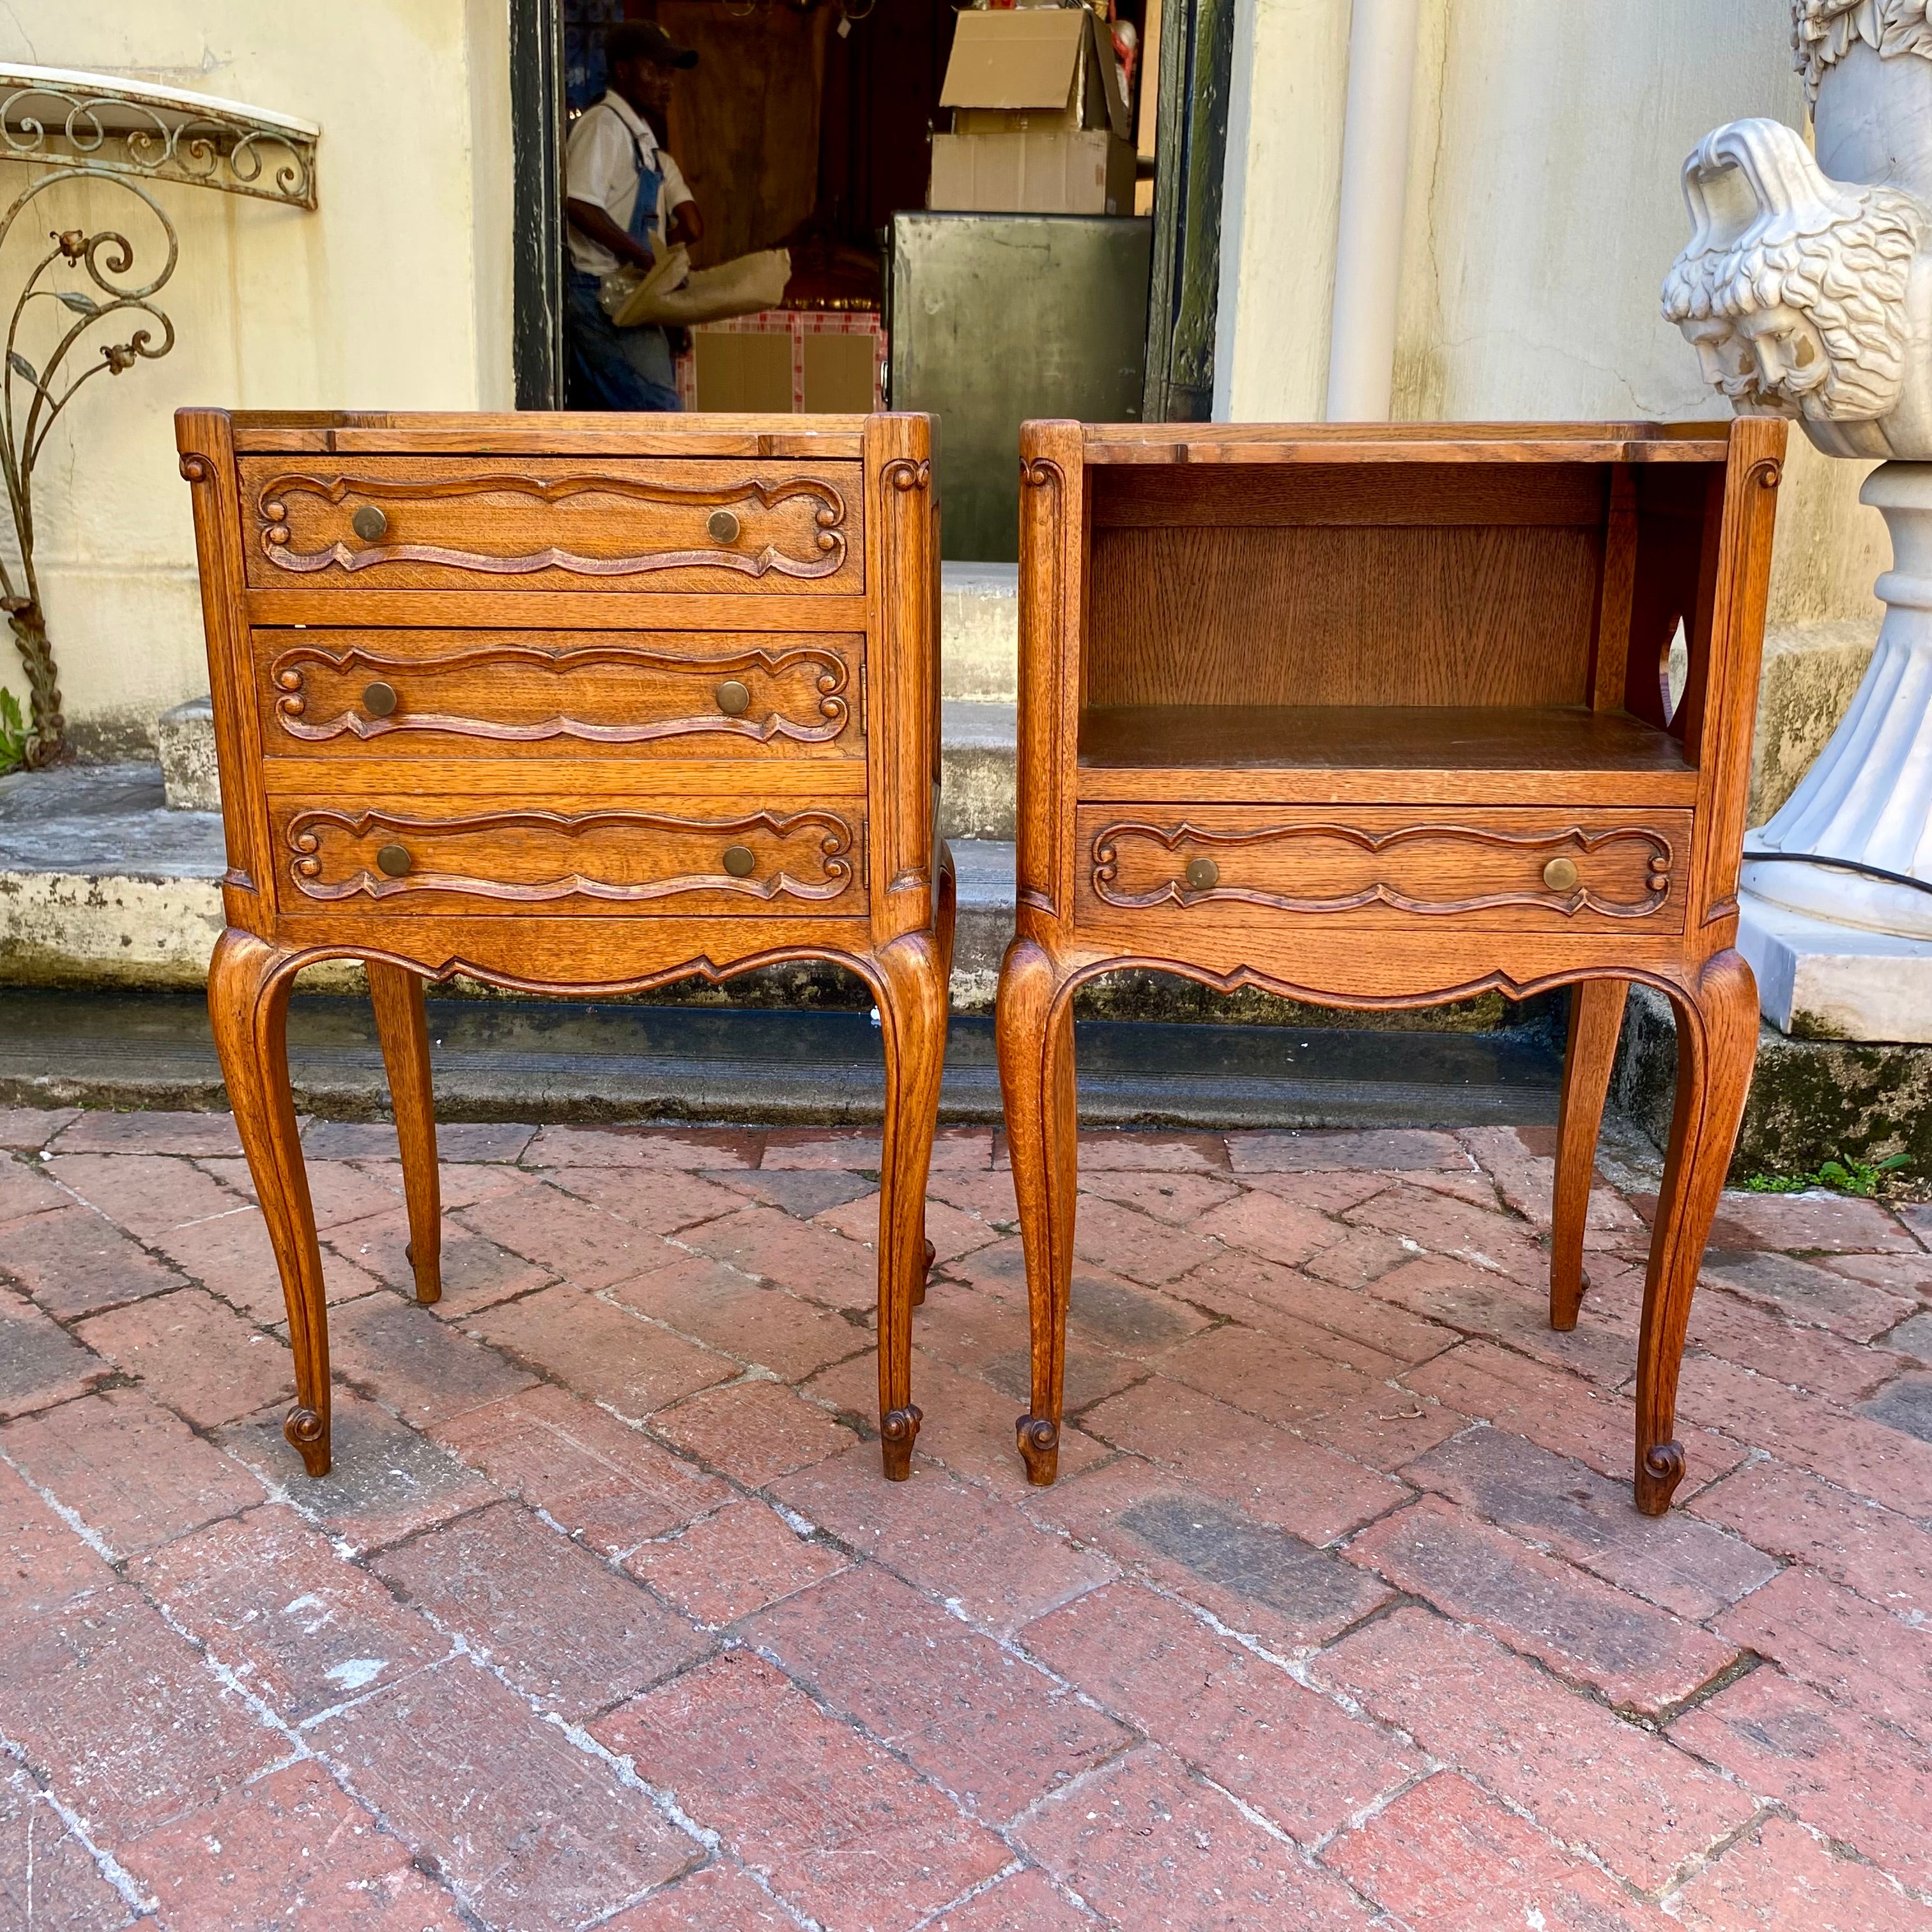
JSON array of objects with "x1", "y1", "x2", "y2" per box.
[
  {"x1": 264, "y1": 636, "x2": 855, "y2": 749},
  {"x1": 282, "y1": 805, "x2": 859, "y2": 908},
  {"x1": 1088, "y1": 818, "x2": 1678, "y2": 921},
  {"x1": 249, "y1": 466, "x2": 850, "y2": 583}
]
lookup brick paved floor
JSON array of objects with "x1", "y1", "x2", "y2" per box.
[{"x1": 3, "y1": 1103, "x2": 1931, "y2": 1930}]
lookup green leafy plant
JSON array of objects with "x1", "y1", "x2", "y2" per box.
[
  {"x1": 0, "y1": 685, "x2": 29, "y2": 773},
  {"x1": 1744, "y1": 1152, "x2": 1910, "y2": 1197}
]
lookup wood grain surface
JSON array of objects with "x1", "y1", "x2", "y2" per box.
[
  {"x1": 238, "y1": 456, "x2": 863, "y2": 595},
  {"x1": 1075, "y1": 806, "x2": 1690, "y2": 931},
  {"x1": 1084, "y1": 523, "x2": 1603, "y2": 710},
  {"x1": 257, "y1": 629, "x2": 861, "y2": 760}
]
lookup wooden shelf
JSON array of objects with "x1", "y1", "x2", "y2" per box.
[{"x1": 1075, "y1": 705, "x2": 1699, "y2": 806}]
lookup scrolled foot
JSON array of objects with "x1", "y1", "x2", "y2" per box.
[
  {"x1": 283, "y1": 1404, "x2": 331, "y2": 1479},
  {"x1": 403, "y1": 1238, "x2": 442, "y2": 1306},
  {"x1": 880, "y1": 1404, "x2": 923, "y2": 1482},
  {"x1": 1016, "y1": 1413, "x2": 1060, "y2": 1487},
  {"x1": 1634, "y1": 1439, "x2": 1685, "y2": 1516},
  {"x1": 1551, "y1": 1264, "x2": 1591, "y2": 1334}
]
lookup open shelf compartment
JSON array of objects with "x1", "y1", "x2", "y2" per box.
[{"x1": 1075, "y1": 445, "x2": 1725, "y2": 803}]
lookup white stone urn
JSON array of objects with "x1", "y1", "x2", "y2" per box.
[{"x1": 1664, "y1": 6, "x2": 1932, "y2": 1035}]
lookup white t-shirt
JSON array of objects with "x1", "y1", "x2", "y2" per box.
[{"x1": 564, "y1": 90, "x2": 693, "y2": 277}]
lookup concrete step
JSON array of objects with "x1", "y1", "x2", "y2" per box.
[
  {"x1": 2, "y1": 760, "x2": 1024, "y2": 1000},
  {"x1": 0, "y1": 984, "x2": 1565, "y2": 1130},
  {"x1": 16, "y1": 760, "x2": 1913, "y2": 1170},
  {"x1": 0, "y1": 765, "x2": 1512, "y2": 1034},
  {"x1": 157, "y1": 698, "x2": 1020, "y2": 839},
  {"x1": 939, "y1": 702, "x2": 1015, "y2": 842}
]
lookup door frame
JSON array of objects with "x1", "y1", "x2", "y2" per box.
[
  {"x1": 511, "y1": 0, "x2": 567, "y2": 409},
  {"x1": 1141, "y1": 0, "x2": 1232, "y2": 422}
]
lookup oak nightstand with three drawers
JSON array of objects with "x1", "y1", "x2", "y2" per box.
[{"x1": 178, "y1": 408, "x2": 951, "y2": 1483}]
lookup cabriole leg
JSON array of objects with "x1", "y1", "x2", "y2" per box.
[
  {"x1": 872, "y1": 930, "x2": 947, "y2": 1479},
  {"x1": 916, "y1": 843, "x2": 960, "y2": 1308},
  {"x1": 208, "y1": 930, "x2": 332, "y2": 1477},
  {"x1": 997, "y1": 938, "x2": 1077, "y2": 1486},
  {"x1": 1551, "y1": 977, "x2": 1628, "y2": 1331},
  {"x1": 368, "y1": 961, "x2": 442, "y2": 1305},
  {"x1": 1634, "y1": 951, "x2": 1758, "y2": 1514}
]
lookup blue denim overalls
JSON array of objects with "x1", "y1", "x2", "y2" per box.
[{"x1": 564, "y1": 103, "x2": 681, "y2": 411}]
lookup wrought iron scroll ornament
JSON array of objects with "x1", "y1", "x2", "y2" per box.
[{"x1": 0, "y1": 65, "x2": 318, "y2": 765}]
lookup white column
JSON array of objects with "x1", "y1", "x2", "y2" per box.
[{"x1": 1324, "y1": 0, "x2": 1420, "y2": 421}]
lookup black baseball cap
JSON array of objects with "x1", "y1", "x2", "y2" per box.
[{"x1": 608, "y1": 20, "x2": 698, "y2": 69}]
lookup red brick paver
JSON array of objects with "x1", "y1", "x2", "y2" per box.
[
  {"x1": 1015, "y1": 1745, "x2": 1379, "y2": 1931},
  {"x1": 596, "y1": 1650, "x2": 1009, "y2": 1931},
  {"x1": 1322, "y1": 1770, "x2": 1674, "y2": 1931},
  {"x1": 2, "y1": 1112, "x2": 1928, "y2": 1928}
]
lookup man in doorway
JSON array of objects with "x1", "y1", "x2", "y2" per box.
[{"x1": 564, "y1": 20, "x2": 704, "y2": 411}]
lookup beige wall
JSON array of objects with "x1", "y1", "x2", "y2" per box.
[
  {"x1": 1215, "y1": 0, "x2": 1887, "y2": 632},
  {"x1": 0, "y1": 1, "x2": 515, "y2": 753}
]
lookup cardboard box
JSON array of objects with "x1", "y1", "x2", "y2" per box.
[
  {"x1": 684, "y1": 309, "x2": 885, "y2": 413},
  {"x1": 693, "y1": 330, "x2": 792, "y2": 413},
  {"x1": 929, "y1": 128, "x2": 1137, "y2": 216},
  {"x1": 939, "y1": 8, "x2": 1130, "y2": 140},
  {"x1": 801, "y1": 331, "x2": 879, "y2": 413}
]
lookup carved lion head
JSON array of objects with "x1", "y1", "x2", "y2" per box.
[{"x1": 1662, "y1": 117, "x2": 1923, "y2": 424}]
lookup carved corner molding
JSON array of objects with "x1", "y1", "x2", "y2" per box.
[
  {"x1": 1793, "y1": 0, "x2": 1932, "y2": 103},
  {"x1": 1015, "y1": 453, "x2": 1069, "y2": 923}
]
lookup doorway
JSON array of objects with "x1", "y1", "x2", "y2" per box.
[{"x1": 511, "y1": 0, "x2": 1230, "y2": 496}]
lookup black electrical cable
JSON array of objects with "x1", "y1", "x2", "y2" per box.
[{"x1": 1742, "y1": 849, "x2": 1932, "y2": 899}]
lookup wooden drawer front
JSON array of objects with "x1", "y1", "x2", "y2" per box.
[
  {"x1": 259, "y1": 630, "x2": 860, "y2": 758},
  {"x1": 238, "y1": 456, "x2": 862, "y2": 594},
  {"x1": 1077, "y1": 807, "x2": 1691, "y2": 931},
  {"x1": 273, "y1": 799, "x2": 861, "y2": 917}
]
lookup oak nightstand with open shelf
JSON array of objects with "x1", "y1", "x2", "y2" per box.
[{"x1": 999, "y1": 417, "x2": 1784, "y2": 1514}]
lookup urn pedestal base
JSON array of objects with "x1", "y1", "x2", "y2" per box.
[{"x1": 1738, "y1": 887, "x2": 1932, "y2": 1042}]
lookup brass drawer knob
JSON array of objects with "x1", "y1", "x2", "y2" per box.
[
  {"x1": 707, "y1": 508, "x2": 741, "y2": 544},
  {"x1": 376, "y1": 843, "x2": 413, "y2": 877},
  {"x1": 1183, "y1": 856, "x2": 1220, "y2": 891},
  {"x1": 722, "y1": 844, "x2": 756, "y2": 878},
  {"x1": 362, "y1": 680, "x2": 399, "y2": 717},
  {"x1": 1542, "y1": 856, "x2": 1581, "y2": 893},
  {"x1": 716, "y1": 679, "x2": 751, "y2": 716},
  {"x1": 351, "y1": 503, "x2": 388, "y2": 542}
]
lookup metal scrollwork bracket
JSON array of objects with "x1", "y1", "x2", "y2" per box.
[{"x1": 0, "y1": 64, "x2": 318, "y2": 765}]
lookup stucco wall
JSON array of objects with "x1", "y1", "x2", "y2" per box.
[
  {"x1": 0, "y1": 1, "x2": 514, "y2": 754},
  {"x1": 1214, "y1": 0, "x2": 1887, "y2": 643}
]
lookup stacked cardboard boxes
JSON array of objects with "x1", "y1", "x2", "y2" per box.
[{"x1": 928, "y1": 6, "x2": 1136, "y2": 217}]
